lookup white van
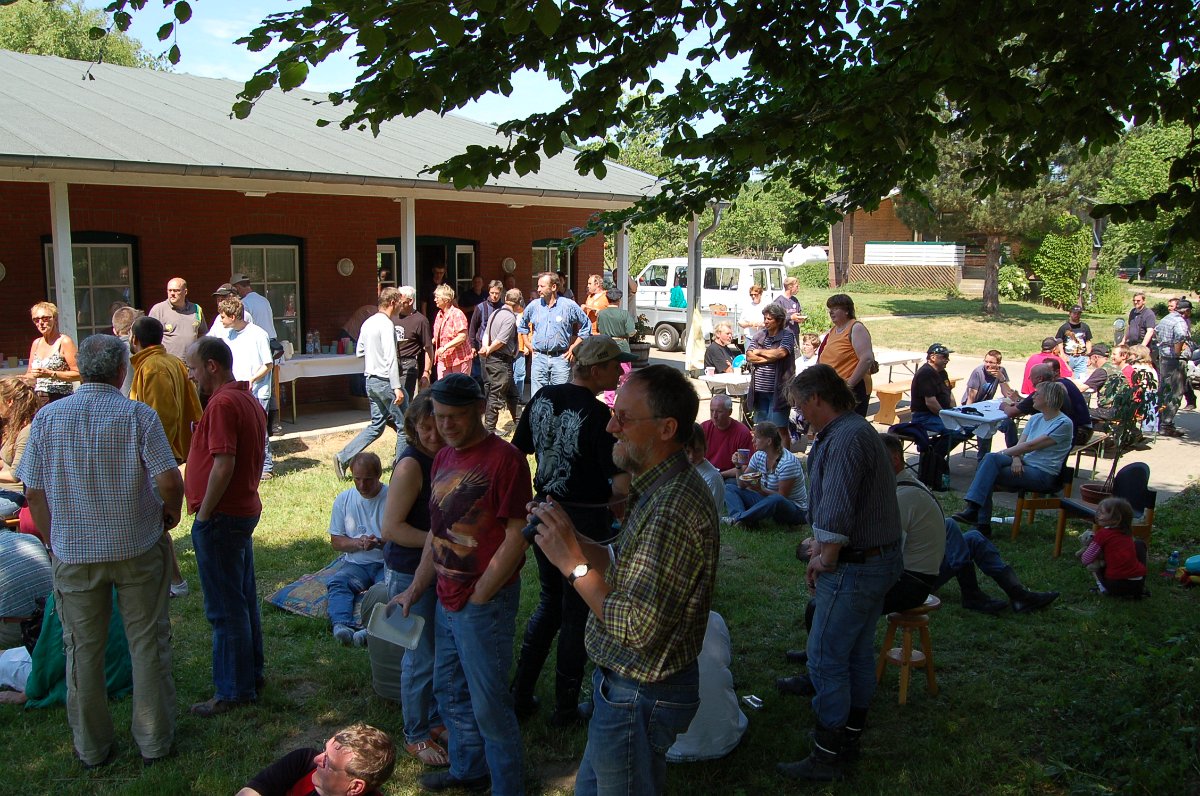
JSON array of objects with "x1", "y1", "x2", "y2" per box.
[{"x1": 634, "y1": 258, "x2": 787, "y2": 350}]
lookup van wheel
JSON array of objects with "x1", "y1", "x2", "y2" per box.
[{"x1": 654, "y1": 324, "x2": 680, "y2": 352}]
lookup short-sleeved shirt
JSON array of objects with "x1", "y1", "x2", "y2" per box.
[
  {"x1": 395, "y1": 311, "x2": 432, "y2": 360},
  {"x1": 963, "y1": 364, "x2": 1009, "y2": 403},
  {"x1": 772, "y1": 293, "x2": 804, "y2": 340},
  {"x1": 1021, "y1": 412, "x2": 1074, "y2": 476},
  {"x1": 745, "y1": 449, "x2": 808, "y2": 511},
  {"x1": 512, "y1": 382, "x2": 619, "y2": 538},
  {"x1": 243, "y1": 747, "x2": 385, "y2": 796},
  {"x1": 482, "y1": 305, "x2": 518, "y2": 358},
  {"x1": 1021, "y1": 353, "x2": 1071, "y2": 395},
  {"x1": 911, "y1": 362, "x2": 952, "y2": 412},
  {"x1": 596, "y1": 307, "x2": 636, "y2": 353},
  {"x1": 149, "y1": 299, "x2": 206, "y2": 360},
  {"x1": 240, "y1": 290, "x2": 278, "y2": 339},
  {"x1": 385, "y1": 445, "x2": 433, "y2": 574},
  {"x1": 433, "y1": 305, "x2": 473, "y2": 371},
  {"x1": 586, "y1": 452, "x2": 719, "y2": 683},
  {"x1": 329, "y1": 485, "x2": 388, "y2": 565},
  {"x1": 1125, "y1": 306, "x2": 1158, "y2": 345},
  {"x1": 430, "y1": 434, "x2": 532, "y2": 611},
  {"x1": 519, "y1": 296, "x2": 592, "y2": 354},
  {"x1": 1091, "y1": 528, "x2": 1147, "y2": 580},
  {"x1": 185, "y1": 380, "x2": 266, "y2": 517},
  {"x1": 17, "y1": 383, "x2": 178, "y2": 565},
  {"x1": 1016, "y1": 378, "x2": 1091, "y2": 433},
  {"x1": 701, "y1": 419, "x2": 753, "y2": 472},
  {"x1": 1155, "y1": 311, "x2": 1190, "y2": 360},
  {"x1": 894, "y1": 471, "x2": 947, "y2": 577},
  {"x1": 748, "y1": 328, "x2": 795, "y2": 400},
  {"x1": 693, "y1": 459, "x2": 725, "y2": 515},
  {"x1": 704, "y1": 342, "x2": 736, "y2": 373},
  {"x1": 0, "y1": 532, "x2": 52, "y2": 619},
  {"x1": 1056, "y1": 321, "x2": 1092, "y2": 356},
  {"x1": 224, "y1": 323, "x2": 273, "y2": 401}
]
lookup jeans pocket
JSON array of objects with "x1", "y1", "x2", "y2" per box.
[
  {"x1": 648, "y1": 695, "x2": 700, "y2": 753},
  {"x1": 596, "y1": 670, "x2": 638, "y2": 712}
]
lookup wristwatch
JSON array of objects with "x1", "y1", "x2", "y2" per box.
[{"x1": 567, "y1": 563, "x2": 590, "y2": 584}]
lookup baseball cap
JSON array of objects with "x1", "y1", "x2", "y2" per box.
[
  {"x1": 926, "y1": 343, "x2": 952, "y2": 357},
  {"x1": 1091, "y1": 343, "x2": 1110, "y2": 356},
  {"x1": 1069, "y1": 304, "x2": 1083, "y2": 312},
  {"x1": 1177, "y1": 299, "x2": 1193, "y2": 311},
  {"x1": 229, "y1": 272, "x2": 252, "y2": 285},
  {"x1": 575, "y1": 336, "x2": 637, "y2": 368},
  {"x1": 430, "y1": 373, "x2": 484, "y2": 405},
  {"x1": 212, "y1": 283, "x2": 237, "y2": 297},
  {"x1": 1041, "y1": 337, "x2": 1060, "y2": 351}
]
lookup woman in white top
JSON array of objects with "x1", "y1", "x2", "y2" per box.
[{"x1": 723, "y1": 421, "x2": 808, "y2": 527}]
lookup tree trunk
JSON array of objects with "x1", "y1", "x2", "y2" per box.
[{"x1": 982, "y1": 234, "x2": 1001, "y2": 315}]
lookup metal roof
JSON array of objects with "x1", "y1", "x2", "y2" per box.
[{"x1": 0, "y1": 50, "x2": 658, "y2": 204}]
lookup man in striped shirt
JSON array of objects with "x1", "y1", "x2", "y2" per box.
[
  {"x1": 777, "y1": 364, "x2": 902, "y2": 782},
  {"x1": 529, "y1": 365, "x2": 718, "y2": 795}
]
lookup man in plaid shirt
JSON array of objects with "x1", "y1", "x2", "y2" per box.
[{"x1": 530, "y1": 365, "x2": 719, "y2": 795}]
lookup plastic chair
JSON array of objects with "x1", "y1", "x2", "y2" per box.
[
  {"x1": 1010, "y1": 464, "x2": 1074, "y2": 541},
  {"x1": 1053, "y1": 462, "x2": 1157, "y2": 558}
]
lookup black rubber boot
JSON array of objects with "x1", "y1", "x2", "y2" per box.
[
  {"x1": 509, "y1": 642, "x2": 546, "y2": 721},
  {"x1": 548, "y1": 671, "x2": 586, "y2": 727},
  {"x1": 951, "y1": 500, "x2": 981, "y2": 524},
  {"x1": 956, "y1": 565, "x2": 1008, "y2": 614},
  {"x1": 784, "y1": 649, "x2": 809, "y2": 665},
  {"x1": 778, "y1": 724, "x2": 845, "y2": 781},
  {"x1": 267, "y1": 407, "x2": 283, "y2": 436},
  {"x1": 842, "y1": 708, "x2": 868, "y2": 765},
  {"x1": 993, "y1": 567, "x2": 1059, "y2": 614}
]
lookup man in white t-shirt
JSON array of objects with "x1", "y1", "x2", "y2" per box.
[
  {"x1": 231, "y1": 273, "x2": 283, "y2": 435},
  {"x1": 207, "y1": 283, "x2": 253, "y2": 339},
  {"x1": 217, "y1": 297, "x2": 275, "y2": 479},
  {"x1": 326, "y1": 452, "x2": 388, "y2": 647}
]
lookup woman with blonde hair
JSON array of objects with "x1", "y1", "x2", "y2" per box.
[
  {"x1": 1125, "y1": 344, "x2": 1160, "y2": 433},
  {"x1": 0, "y1": 377, "x2": 39, "y2": 517},
  {"x1": 431, "y1": 284, "x2": 472, "y2": 379},
  {"x1": 26, "y1": 301, "x2": 79, "y2": 404}
]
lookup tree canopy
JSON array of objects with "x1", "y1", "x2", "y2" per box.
[
  {"x1": 0, "y1": 0, "x2": 160, "y2": 69},
  {"x1": 99, "y1": 0, "x2": 1199, "y2": 248}
]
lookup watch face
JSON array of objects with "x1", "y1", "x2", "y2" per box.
[{"x1": 571, "y1": 563, "x2": 589, "y2": 580}]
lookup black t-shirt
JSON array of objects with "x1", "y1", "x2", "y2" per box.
[
  {"x1": 511, "y1": 382, "x2": 620, "y2": 539},
  {"x1": 704, "y1": 341, "x2": 737, "y2": 373},
  {"x1": 385, "y1": 445, "x2": 433, "y2": 573},
  {"x1": 1057, "y1": 321, "x2": 1093, "y2": 350},
  {"x1": 395, "y1": 311, "x2": 432, "y2": 360},
  {"x1": 911, "y1": 363, "x2": 952, "y2": 412}
]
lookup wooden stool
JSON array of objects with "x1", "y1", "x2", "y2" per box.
[{"x1": 875, "y1": 594, "x2": 941, "y2": 704}]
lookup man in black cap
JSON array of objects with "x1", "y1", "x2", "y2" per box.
[
  {"x1": 908, "y1": 343, "x2": 968, "y2": 465},
  {"x1": 1057, "y1": 304, "x2": 1093, "y2": 379},
  {"x1": 392, "y1": 373, "x2": 532, "y2": 794},
  {"x1": 1081, "y1": 343, "x2": 1121, "y2": 407}
]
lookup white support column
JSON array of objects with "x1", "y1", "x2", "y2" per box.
[
  {"x1": 615, "y1": 224, "x2": 630, "y2": 311},
  {"x1": 683, "y1": 214, "x2": 704, "y2": 371},
  {"x1": 48, "y1": 182, "x2": 79, "y2": 341},
  {"x1": 397, "y1": 197, "x2": 417, "y2": 287}
]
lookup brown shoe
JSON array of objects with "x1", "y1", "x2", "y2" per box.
[{"x1": 189, "y1": 696, "x2": 253, "y2": 718}]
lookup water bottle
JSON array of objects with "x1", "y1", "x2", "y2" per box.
[
  {"x1": 313, "y1": 331, "x2": 321, "y2": 354},
  {"x1": 989, "y1": 516, "x2": 1014, "y2": 525},
  {"x1": 1164, "y1": 550, "x2": 1180, "y2": 576},
  {"x1": 305, "y1": 332, "x2": 314, "y2": 354},
  {"x1": 940, "y1": 473, "x2": 952, "y2": 491}
]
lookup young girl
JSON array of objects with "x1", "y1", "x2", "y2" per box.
[{"x1": 1080, "y1": 496, "x2": 1148, "y2": 597}]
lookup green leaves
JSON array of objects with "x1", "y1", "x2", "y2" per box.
[
  {"x1": 278, "y1": 61, "x2": 309, "y2": 90},
  {"x1": 532, "y1": 0, "x2": 560, "y2": 36}
]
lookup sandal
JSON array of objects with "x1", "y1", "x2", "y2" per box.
[
  {"x1": 406, "y1": 739, "x2": 449, "y2": 767},
  {"x1": 429, "y1": 725, "x2": 449, "y2": 746}
]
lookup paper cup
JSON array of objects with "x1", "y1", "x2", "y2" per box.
[
  {"x1": 705, "y1": 366, "x2": 715, "y2": 376},
  {"x1": 366, "y1": 603, "x2": 425, "y2": 649}
]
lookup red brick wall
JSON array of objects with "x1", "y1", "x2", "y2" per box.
[
  {"x1": 844, "y1": 197, "x2": 920, "y2": 264},
  {"x1": 0, "y1": 182, "x2": 607, "y2": 402}
]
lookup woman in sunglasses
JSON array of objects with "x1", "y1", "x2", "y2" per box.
[{"x1": 26, "y1": 302, "x2": 79, "y2": 404}]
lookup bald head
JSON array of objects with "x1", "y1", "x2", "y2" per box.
[{"x1": 167, "y1": 277, "x2": 189, "y2": 309}]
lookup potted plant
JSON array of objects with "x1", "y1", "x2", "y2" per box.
[
  {"x1": 629, "y1": 313, "x2": 652, "y2": 368},
  {"x1": 1081, "y1": 368, "x2": 1158, "y2": 502}
]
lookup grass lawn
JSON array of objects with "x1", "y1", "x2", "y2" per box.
[
  {"x1": 795, "y1": 287, "x2": 1131, "y2": 359},
  {"x1": 4, "y1": 420, "x2": 1198, "y2": 793}
]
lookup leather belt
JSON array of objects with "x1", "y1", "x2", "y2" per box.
[
  {"x1": 535, "y1": 348, "x2": 566, "y2": 356},
  {"x1": 838, "y1": 540, "x2": 900, "y2": 564}
]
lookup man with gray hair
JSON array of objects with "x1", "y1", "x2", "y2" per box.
[
  {"x1": 17, "y1": 334, "x2": 183, "y2": 768},
  {"x1": 395, "y1": 285, "x2": 434, "y2": 399},
  {"x1": 111, "y1": 304, "x2": 145, "y2": 396},
  {"x1": 701, "y1": 393, "x2": 753, "y2": 480},
  {"x1": 478, "y1": 288, "x2": 523, "y2": 432}
]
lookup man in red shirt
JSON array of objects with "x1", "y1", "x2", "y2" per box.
[
  {"x1": 237, "y1": 723, "x2": 396, "y2": 796},
  {"x1": 184, "y1": 337, "x2": 267, "y2": 718},
  {"x1": 701, "y1": 394, "x2": 753, "y2": 480},
  {"x1": 1020, "y1": 337, "x2": 1071, "y2": 395},
  {"x1": 393, "y1": 373, "x2": 532, "y2": 794}
]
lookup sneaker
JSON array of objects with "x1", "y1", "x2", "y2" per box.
[
  {"x1": 332, "y1": 624, "x2": 355, "y2": 645},
  {"x1": 720, "y1": 516, "x2": 737, "y2": 526},
  {"x1": 332, "y1": 455, "x2": 347, "y2": 480},
  {"x1": 260, "y1": 471, "x2": 274, "y2": 481},
  {"x1": 352, "y1": 629, "x2": 369, "y2": 647},
  {"x1": 169, "y1": 580, "x2": 189, "y2": 598}
]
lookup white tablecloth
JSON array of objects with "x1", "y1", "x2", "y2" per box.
[
  {"x1": 939, "y1": 399, "x2": 1009, "y2": 439},
  {"x1": 276, "y1": 354, "x2": 362, "y2": 384},
  {"x1": 700, "y1": 373, "x2": 751, "y2": 396}
]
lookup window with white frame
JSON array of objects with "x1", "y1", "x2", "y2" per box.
[
  {"x1": 532, "y1": 239, "x2": 573, "y2": 294},
  {"x1": 230, "y1": 238, "x2": 301, "y2": 349},
  {"x1": 43, "y1": 238, "x2": 135, "y2": 340}
]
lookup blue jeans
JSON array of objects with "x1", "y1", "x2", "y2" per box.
[
  {"x1": 257, "y1": 397, "x2": 273, "y2": 475},
  {"x1": 807, "y1": 542, "x2": 903, "y2": 729},
  {"x1": 978, "y1": 419, "x2": 1017, "y2": 456},
  {"x1": 750, "y1": 390, "x2": 788, "y2": 427},
  {"x1": 911, "y1": 411, "x2": 969, "y2": 455},
  {"x1": 327, "y1": 559, "x2": 385, "y2": 627},
  {"x1": 337, "y1": 375, "x2": 406, "y2": 468},
  {"x1": 575, "y1": 663, "x2": 700, "y2": 796},
  {"x1": 514, "y1": 355, "x2": 527, "y2": 402},
  {"x1": 0, "y1": 488, "x2": 24, "y2": 518},
  {"x1": 192, "y1": 513, "x2": 263, "y2": 702},
  {"x1": 389, "y1": 570, "x2": 441, "y2": 745},
  {"x1": 933, "y1": 520, "x2": 1007, "y2": 588},
  {"x1": 964, "y1": 453, "x2": 1059, "y2": 521},
  {"x1": 434, "y1": 582, "x2": 524, "y2": 794},
  {"x1": 723, "y1": 487, "x2": 807, "y2": 527},
  {"x1": 1068, "y1": 355, "x2": 1088, "y2": 379},
  {"x1": 530, "y1": 352, "x2": 570, "y2": 399}
]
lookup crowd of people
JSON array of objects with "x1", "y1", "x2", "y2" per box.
[{"x1": 0, "y1": 273, "x2": 1191, "y2": 793}]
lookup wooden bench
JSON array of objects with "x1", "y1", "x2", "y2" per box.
[
  {"x1": 873, "y1": 382, "x2": 911, "y2": 425},
  {"x1": 1070, "y1": 432, "x2": 1110, "y2": 481}
]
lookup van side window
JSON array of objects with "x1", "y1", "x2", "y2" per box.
[
  {"x1": 641, "y1": 264, "x2": 668, "y2": 287},
  {"x1": 769, "y1": 269, "x2": 783, "y2": 290},
  {"x1": 703, "y1": 268, "x2": 739, "y2": 291},
  {"x1": 752, "y1": 268, "x2": 767, "y2": 288}
]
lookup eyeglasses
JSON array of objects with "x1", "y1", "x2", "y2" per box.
[
  {"x1": 609, "y1": 408, "x2": 662, "y2": 428},
  {"x1": 32, "y1": 316, "x2": 53, "y2": 323}
]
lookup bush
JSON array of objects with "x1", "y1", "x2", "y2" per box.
[
  {"x1": 789, "y1": 260, "x2": 829, "y2": 288},
  {"x1": 998, "y1": 263, "x2": 1030, "y2": 300},
  {"x1": 1089, "y1": 268, "x2": 1126, "y2": 314},
  {"x1": 1032, "y1": 214, "x2": 1091, "y2": 308}
]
